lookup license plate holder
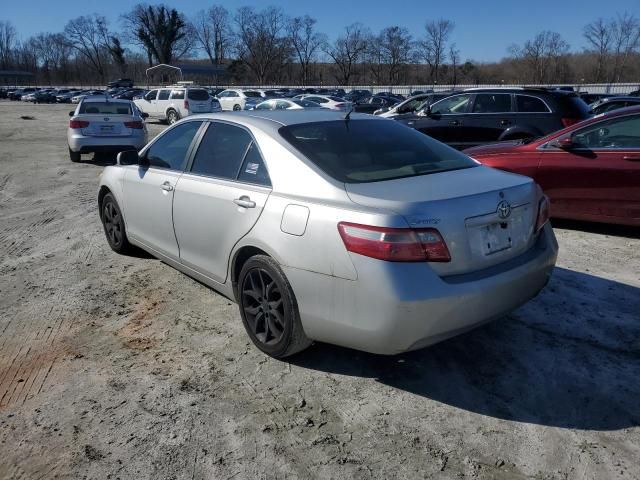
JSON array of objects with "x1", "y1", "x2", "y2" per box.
[
  {"x1": 100, "y1": 125, "x2": 114, "y2": 133},
  {"x1": 481, "y1": 221, "x2": 513, "y2": 255}
]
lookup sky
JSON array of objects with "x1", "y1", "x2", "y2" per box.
[{"x1": 3, "y1": 0, "x2": 639, "y2": 62}]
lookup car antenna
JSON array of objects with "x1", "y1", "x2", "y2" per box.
[{"x1": 344, "y1": 104, "x2": 354, "y2": 121}]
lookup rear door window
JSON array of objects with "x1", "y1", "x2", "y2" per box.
[
  {"x1": 158, "y1": 90, "x2": 170, "y2": 100},
  {"x1": 573, "y1": 114, "x2": 640, "y2": 149},
  {"x1": 516, "y1": 95, "x2": 550, "y2": 113},
  {"x1": 145, "y1": 121, "x2": 203, "y2": 170},
  {"x1": 238, "y1": 143, "x2": 271, "y2": 186},
  {"x1": 190, "y1": 122, "x2": 252, "y2": 179},
  {"x1": 472, "y1": 94, "x2": 512, "y2": 113}
]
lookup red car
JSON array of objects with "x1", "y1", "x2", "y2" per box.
[{"x1": 464, "y1": 106, "x2": 640, "y2": 227}]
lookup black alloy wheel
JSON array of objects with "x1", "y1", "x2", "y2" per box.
[{"x1": 101, "y1": 193, "x2": 131, "y2": 254}]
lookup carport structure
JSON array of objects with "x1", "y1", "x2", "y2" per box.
[{"x1": 145, "y1": 63, "x2": 227, "y2": 86}]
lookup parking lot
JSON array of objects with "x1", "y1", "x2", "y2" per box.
[{"x1": 0, "y1": 101, "x2": 639, "y2": 479}]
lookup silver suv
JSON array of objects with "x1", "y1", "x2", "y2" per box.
[{"x1": 134, "y1": 84, "x2": 221, "y2": 124}]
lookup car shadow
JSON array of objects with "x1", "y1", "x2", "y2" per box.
[
  {"x1": 289, "y1": 267, "x2": 640, "y2": 431},
  {"x1": 551, "y1": 218, "x2": 640, "y2": 239}
]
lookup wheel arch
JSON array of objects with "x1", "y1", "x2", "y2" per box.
[
  {"x1": 230, "y1": 245, "x2": 271, "y2": 300},
  {"x1": 499, "y1": 126, "x2": 540, "y2": 141}
]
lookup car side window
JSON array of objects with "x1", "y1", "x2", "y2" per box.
[
  {"x1": 472, "y1": 94, "x2": 512, "y2": 113},
  {"x1": 255, "y1": 101, "x2": 273, "y2": 110},
  {"x1": 275, "y1": 100, "x2": 290, "y2": 110},
  {"x1": 308, "y1": 96, "x2": 327, "y2": 104},
  {"x1": 516, "y1": 95, "x2": 550, "y2": 113},
  {"x1": 158, "y1": 90, "x2": 170, "y2": 100},
  {"x1": 229, "y1": 91, "x2": 239, "y2": 98},
  {"x1": 170, "y1": 90, "x2": 184, "y2": 99},
  {"x1": 190, "y1": 122, "x2": 252, "y2": 179},
  {"x1": 145, "y1": 90, "x2": 158, "y2": 101},
  {"x1": 572, "y1": 115, "x2": 640, "y2": 149},
  {"x1": 145, "y1": 121, "x2": 202, "y2": 170},
  {"x1": 238, "y1": 142, "x2": 271, "y2": 186},
  {"x1": 431, "y1": 94, "x2": 472, "y2": 114}
]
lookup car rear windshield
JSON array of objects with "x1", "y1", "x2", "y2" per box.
[
  {"x1": 279, "y1": 120, "x2": 477, "y2": 183},
  {"x1": 79, "y1": 102, "x2": 132, "y2": 115},
  {"x1": 556, "y1": 95, "x2": 591, "y2": 118},
  {"x1": 187, "y1": 89, "x2": 209, "y2": 100}
]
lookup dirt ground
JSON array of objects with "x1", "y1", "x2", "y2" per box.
[{"x1": 0, "y1": 101, "x2": 638, "y2": 480}]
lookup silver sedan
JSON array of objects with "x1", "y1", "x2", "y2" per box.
[
  {"x1": 98, "y1": 111, "x2": 558, "y2": 358},
  {"x1": 68, "y1": 97, "x2": 148, "y2": 162}
]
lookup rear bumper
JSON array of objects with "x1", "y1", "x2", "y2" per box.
[
  {"x1": 68, "y1": 131, "x2": 147, "y2": 153},
  {"x1": 284, "y1": 223, "x2": 558, "y2": 355}
]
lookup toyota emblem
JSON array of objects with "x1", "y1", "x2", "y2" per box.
[{"x1": 497, "y1": 200, "x2": 511, "y2": 219}]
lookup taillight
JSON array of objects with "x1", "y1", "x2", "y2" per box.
[
  {"x1": 184, "y1": 100, "x2": 189, "y2": 109},
  {"x1": 535, "y1": 195, "x2": 550, "y2": 232},
  {"x1": 124, "y1": 120, "x2": 143, "y2": 129},
  {"x1": 69, "y1": 120, "x2": 89, "y2": 129},
  {"x1": 337, "y1": 222, "x2": 451, "y2": 262},
  {"x1": 561, "y1": 117, "x2": 579, "y2": 128},
  {"x1": 334, "y1": 103, "x2": 345, "y2": 108}
]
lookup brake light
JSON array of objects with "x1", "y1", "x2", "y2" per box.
[
  {"x1": 124, "y1": 120, "x2": 143, "y2": 129},
  {"x1": 561, "y1": 117, "x2": 579, "y2": 128},
  {"x1": 334, "y1": 103, "x2": 345, "y2": 109},
  {"x1": 535, "y1": 195, "x2": 550, "y2": 232},
  {"x1": 69, "y1": 120, "x2": 89, "y2": 129},
  {"x1": 184, "y1": 100, "x2": 189, "y2": 110},
  {"x1": 337, "y1": 222, "x2": 451, "y2": 262}
]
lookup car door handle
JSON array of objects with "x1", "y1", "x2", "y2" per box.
[
  {"x1": 449, "y1": 120, "x2": 461, "y2": 126},
  {"x1": 161, "y1": 181, "x2": 174, "y2": 191},
  {"x1": 233, "y1": 196, "x2": 256, "y2": 208},
  {"x1": 623, "y1": 156, "x2": 640, "y2": 162}
]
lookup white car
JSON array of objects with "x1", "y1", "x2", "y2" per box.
[
  {"x1": 216, "y1": 89, "x2": 263, "y2": 111},
  {"x1": 293, "y1": 94, "x2": 352, "y2": 111},
  {"x1": 253, "y1": 98, "x2": 322, "y2": 111},
  {"x1": 134, "y1": 86, "x2": 219, "y2": 124},
  {"x1": 67, "y1": 97, "x2": 148, "y2": 162}
]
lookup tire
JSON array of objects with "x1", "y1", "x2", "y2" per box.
[
  {"x1": 238, "y1": 255, "x2": 312, "y2": 358},
  {"x1": 233, "y1": 104, "x2": 241, "y2": 111},
  {"x1": 166, "y1": 109, "x2": 179, "y2": 125},
  {"x1": 69, "y1": 148, "x2": 81, "y2": 162},
  {"x1": 100, "y1": 193, "x2": 132, "y2": 254}
]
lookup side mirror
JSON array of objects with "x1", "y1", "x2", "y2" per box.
[
  {"x1": 549, "y1": 136, "x2": 574, "y2": 150},
  {"x1": 141, "y1": 112, "x2": 149, "y2": 119},
  {"x1": 68, "y1": 111, "x2": 74, "y2": 117},
  {"x1": 117, "y1": 149, "x2": 140, "y2": 166},
  {"x1": 424, "y1": 105, "x2": 433, "y2": 117}
]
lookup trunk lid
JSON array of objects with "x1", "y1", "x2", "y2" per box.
[
  {"x1": 76, "y1": 115, "x2": 133, "y2": 137},
  {"x1": 345, "y1": 165, "x2": 539, "y2": 276}
]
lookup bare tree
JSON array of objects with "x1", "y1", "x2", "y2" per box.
[
  {"x1": 510, "y1": 31, "x2": 570, "y2": 83},
  {"x1": 0, "y1": 21, "x2": 17, "y2": 69},
  {"x1": 610, "y1": 13, "x2": 640, "y2": 82},
  {"x1": 378, "y1": 26, "x2": 413, "y2": 84},
  {"x1": 64, "y1": 15, "x2": 110, "y2": 80},
  {"x1": 325, "y1": 23, "x2": 368, "y2": 85},
  {"x1": 122, "y1": 4, "x2": 193, "y2": 66},
  {"x1": 583, "y1": 18, "x2": 612, "y2": 82},
  {"x1": 449, "y1": 43, "x2": 460, "y2": 85},
  {"x1": 287, "y1": 15, "x2": 325, "y2": 85},
  {"x1": 193, "y1": 5, "x2": 231, "y2": 66},
  {"x1": 234, "y1": 6, "x2": 290, "y2": 85},
  {"x1": 421, "y1": 19, "x2": 454, "y2": 84}
]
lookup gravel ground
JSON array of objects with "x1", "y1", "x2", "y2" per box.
[{"x1": 0, "y1": 102, "x2": 639, "y2": 480}]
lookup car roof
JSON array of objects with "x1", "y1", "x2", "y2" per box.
[
  {"x1": 597, "y1": 96, "x2": 640, "y2": 102},
  {"x1": 188, "y1": 110, "x2": 387, "y2": 132},
  {"x1": 81, "y1": 96, "x2": 132, "y2": 104}
]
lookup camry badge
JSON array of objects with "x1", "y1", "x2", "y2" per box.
[{"x1": 497, "y1": 200, "x2": 511, "y2": 219}]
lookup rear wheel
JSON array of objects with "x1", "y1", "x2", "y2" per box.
[
  {"x1": 100, "y1": 193, "x2": 132, "y2": 254},
  {"x1": 166, "y1": 109, "x2": 179, "y2": 125},
  {"x1": 238, "y1": 255, "x2": 311, "y2": 358},
  {"x1": 233, "y1": 104, "x2": 241, "y2": 111},
  {"x1": 69, "y1": 148, "x2": 81, "y2": 162}
]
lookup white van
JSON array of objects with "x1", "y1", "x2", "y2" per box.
[{"x1": 135, "y1": 85, "x2": 221, "y2": 124}]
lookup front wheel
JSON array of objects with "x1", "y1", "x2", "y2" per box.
[
  {"x1": 100, "y1": 193, "x2": 132, "y2": 254},
  {"x1": 238, "y1": 255, "x2": 311, "y2": 358},
  {"x1": 233, "y1": 104, "x2": 241, "y2": 111}
]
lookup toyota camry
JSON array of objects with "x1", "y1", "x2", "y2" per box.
[{"x1": 98, "y1": 110, "x2": 558, "y2": 358}]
